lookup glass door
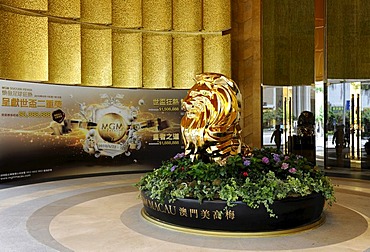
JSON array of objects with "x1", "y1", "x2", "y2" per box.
[
  {"x1": 326, "y1": 80, "x2": 370, "y2": 170},
  {"x1": 262, "y1": 85, "x2": 323, "y2": 165}
]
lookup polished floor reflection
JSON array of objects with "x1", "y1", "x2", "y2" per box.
[{"x1": 0, "y1": 173, "x2": 369, "y2": 251}]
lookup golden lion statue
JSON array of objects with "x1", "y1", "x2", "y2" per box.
[{"x1": 181, "y1": 73, "x2": 243, "y2": 165}]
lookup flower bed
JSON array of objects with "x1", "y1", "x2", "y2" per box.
[{"x1": 137, "y1": 147, "x2": 335, "y2": 218}]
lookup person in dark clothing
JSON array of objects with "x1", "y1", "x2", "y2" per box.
[{"x1": 270, "y1": 125, "x2": 283, "y2": 150}]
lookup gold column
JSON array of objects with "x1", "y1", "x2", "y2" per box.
[
  {"x1": 0, "y1": 10, "x2": 48, "y2": 81},
  {"x1": 142, "y1": 34, "x2": 172, "y2": 88},
  {"x1": 1, "y1": 0, "x2": 47, "y2": 11},
  {"x1": 142, "y1": 0, "x2": 172, "y2": 30},
  {"x1": 48, "y1": 21, "x2": 81, "y2": 84},
  {"x1": 48, "y1": 0, "x2": 80, "y2": 18},
  {"x1": 173, "y1": 0, "x2": 202, "y2": 31},
  {"x1": 112, "y1": 32, "x2": 142, "y2": 88},
  {"x1": 203, "y1": 34, "x2": 231, "y2": 77},
  {"x1": 81, "y1": 26, "x2": 112, "y2": 86},
  {"x1": 203, "y1": 0, "x2": 230, "y2": 31},
  {"x1": 231, "y1": 0, "x2": 261, "y2": 147},
  {"x1": 112, "y1": 0, "x2": 142, "y2": 28},
  {"x1": 173, "y1": 35, "x2": 202, "y2": 88},
  {"x1": 81, "y1": 0, "x2": 111, "y2": 24}
]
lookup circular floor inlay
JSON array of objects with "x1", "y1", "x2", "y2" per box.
[{"x1": 121, "y1": 203, "x2": 368, "y2": 250}]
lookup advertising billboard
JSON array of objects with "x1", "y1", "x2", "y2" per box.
[{"x1": 0, "y1": 80, "x2": 187, "y2": 184}]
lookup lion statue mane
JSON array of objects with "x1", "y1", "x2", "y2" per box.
[{"x1": 181, "y1": 73, "x2": 243, "y2": 165}]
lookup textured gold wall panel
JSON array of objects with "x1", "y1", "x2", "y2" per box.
[
  {"x1": 0, "y1": 8, "x2": 4, "y2": 77},
  {"x1": 143, "y1": 34, "x2": 172, "y2": 88},
  {"x1": 81, "y1": 0, "x2": 111, "y2": 24},
  {"x1": 1, "y1": 11, "x2": 48, "y2": 81},
  {"x1": 203, "y1": 34, "x2": 231, "y2": 77},
  {"x1": 81, "y1": 27, "x2": 112, "y2": 86},
  {"x1": 142, "y1": 0, "x2": 172, "y2": 31},
  {"x1": 262, "y1": 0, "x2": 315, "y2": 86},
  {"x1": 0, "y1": 0, "x2": 47, "y2": 11},
  {"x1": 203, "y1": 0, "x2": 231, "y2": 31},
  {"x1": 327, "y1": 0, "x2": 370, "y2": 79},
  {"x1": 173, "y1": 36, "x2": 202, "y2": 88},
  {"x1": 112, "y1": 32, "x2": 142, "y2": 88},
  {"x1": 48, "y1": 21, "x2": 81, "y2": 84},
  {"x1": 48, "y1": 0, "x2": 80, "y2": 18},
  {"x1": 173, "y1": 0, "x2": 202, "y2": 32},
  {"x1": 112, "y1": 0, "x2": 142, "y2": 28}
]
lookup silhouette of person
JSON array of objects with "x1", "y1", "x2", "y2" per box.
[
  {"x1": 332, "y1": 125, "x2": 345, "y2": 158},
  {"x1": 270, "y1": 125, "x2": 283, "y2": 150},
  {"x1": 332, "y1": 125, "x2": 345, "y2": 148}
]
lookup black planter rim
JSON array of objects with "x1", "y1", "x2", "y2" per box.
[{"x1": 141, "y1": 208, "x2": 326, "y2": 237}]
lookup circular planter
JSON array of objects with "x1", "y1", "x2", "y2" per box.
[{"x1": 141, "y1": 191, "x2": 325, "y2": 232}]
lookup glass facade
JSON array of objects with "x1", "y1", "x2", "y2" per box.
[{"x1": 262, "y1": 81, "x2": 370, "y2": 171}]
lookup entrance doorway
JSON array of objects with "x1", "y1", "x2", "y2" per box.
[
  {"x1": 325, "y1": 80, "x2": 370, "y2": 170},
  {"x1": 262, "y1": 84, "x2": 324, "y2": 165}
]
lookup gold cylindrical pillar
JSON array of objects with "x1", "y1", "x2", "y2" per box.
[
  {"x1": 203, "y1": 0, "x2": 231, "y2": 31},
  {"x1": 48, "y1": 0, "x2": 80, "y2": 18},
  {"x1": 142, "y1": 0, "x2": 172, "y2": 30},
  {"x1": 81, "y1": 26, "x2": 112, "y2": 86},
  {"x1": 1, "y1": 0, "x2": 47, "y2": 11},
  {"x1": 81, "y1": 0, "x2": 111, "y2": 24},
  {"x1": 112, "y1": 0, "x2": 142, "y2": 28},
  {"x1": 0, "y1": 10, "x2": 48, "y2": 81},
  {"x1": 48, "y1": 21, "x2": 81, "y2": 84},
  {"x1": 203, "y1": 34, "x2": 231, "y2": 77},
  {"x1": 173, "y1": 35, "x2": 202, "y2": 88},
  {"x1": 143, "y1": 34, "x2": 172, "y2": 88},
  {"x1": 112, "y1": 32, "x2": 142, "y2": 88},
  {"x1": 173, "y1": 0, "x2": 202, "y2": 31}
]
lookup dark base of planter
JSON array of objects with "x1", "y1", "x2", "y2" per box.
[{"x1": 140, "y1": 192, "x2": 325, "y2": 232}]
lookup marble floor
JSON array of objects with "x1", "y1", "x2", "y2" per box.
[{"x1": 0, "y1": 172, "x2": 370, "y2": 252}]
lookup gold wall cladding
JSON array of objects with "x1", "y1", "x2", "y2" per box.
[
  {"x1": 327, "y1": 0, "x2": 370, "y2": 79},
  {"x1": 48, "y1": 21, "x2": 81, "y2": 84},
  {"x1": 203, "y1": 0, "x2": 231, "y2": 31},
  {"x1": 231, "y1": 0, "x2": 261, "y2": 147},
  {"x1": 142, "y1": 0, "x2": 172, "y2": 31},
  {"x1": 48, "y1": 0, "x2": 80, "y2": 18},
  {"x1": 112, "y1": 32, "x2": 142, "y2": 88},
  {"x1": 81, "y1": 0, "x2": 111, "y2": 24},
  {"x1": 142, "y1": 34, "x2": 172, "y2": 88},
  {"x1": 81, "y1": 27, "x2": 112, "y2": 86},
  {"x1": 262, "y1": 0, "x2": 315, "y2": 86},
  {"x1": 0, "y1": 11, "x2": 48, "y2": 81},
  {"x1": 173, "y1": 0, "x2": 202, "y2": 32},
  {"x1": 0, "y1": 8, "x2": 4, "y2": 77},
  {"x1": 0, "y1": 0, "x2": 47, "y2": 11},
  {"x1": 173, "y1": 35, "x2": 202, "y2": 88},
  {"x1": 112, "y1": 0, "x2": 142, "y2": 28},
  {"x1": 203, "y1": 34, "x2": 231, "y2": 78}
]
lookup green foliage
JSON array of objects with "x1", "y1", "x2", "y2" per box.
[{"x1": 136, "y1": 147, "x2": 336, "y2": 217}]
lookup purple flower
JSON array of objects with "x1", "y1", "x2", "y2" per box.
[
  {"x1": 281, "y1": 162, "x2": 289, "y2": 170},
  {"x1": 273, "y1": 154, "x2": 281, "y2": 162},
  {"x1": 262, "y1": 157, "x2": 270, "y2": 164},
  {"x1": 173, "y1": 152, "x2": 185, "y2": 160},
  {"x1": 289, "y1": 167, "x2": 297, "y2": 173},
  {"x1": 170, "y1": 165, "x2": 177, "y2": 172},
  {"x1": 284, "y1": 156, "x2": 289, "y2": 160},
  {"x1": 243, "y1": 159, "x2": 251, "y2": 166}
]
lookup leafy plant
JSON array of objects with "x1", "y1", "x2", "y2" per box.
[{"x1": 136, "y1": 147, "x2": 335, "y2": 217}]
